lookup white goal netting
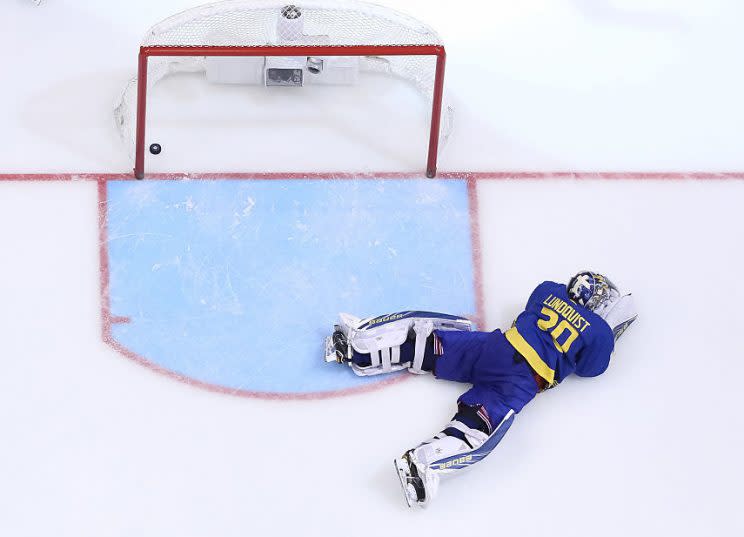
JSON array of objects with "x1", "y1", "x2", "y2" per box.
[{"x1": 114, "y1": 0, "x2": 453, "y2": 166}]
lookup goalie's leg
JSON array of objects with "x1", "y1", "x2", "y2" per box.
[
  {"x1": 335, "y1": 328, "x2": 439, "y2": 371},
  {"x1": 394, "y1": 401, "x2": 515, "y2": 507},
  {"x1": 394, "y1": 329, "x2": 542, "y2": 507},
  {"x1": 324, "y1": 311, "x2": 473, "y2": 376}
]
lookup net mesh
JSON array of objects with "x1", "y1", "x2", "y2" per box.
[{"x1": 115, "y1": 0, "x2": 453, "y2": 163}]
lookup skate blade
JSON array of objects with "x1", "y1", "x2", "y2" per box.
[{"x1": 393, "y1": 458, "x2": 417, "y2": 508}]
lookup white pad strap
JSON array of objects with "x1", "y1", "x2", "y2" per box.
[
  {"x1": 367, "y1": 345, "x2": 401, "y2": 373},
  {"x1": 410, "y1": 320, "x2": 434, "y2": 374}
]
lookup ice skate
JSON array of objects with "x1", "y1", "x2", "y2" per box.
[
  {"x1": 393, "y1": 450, "x2": 438, "y2": 508},
  {"x1": 323, "y1": 327, "x2": 350, "y2": 364}
]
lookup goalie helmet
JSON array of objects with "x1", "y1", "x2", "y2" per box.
[{"x1": 567, "y1": 271, "x2": 618, "y2": 312}]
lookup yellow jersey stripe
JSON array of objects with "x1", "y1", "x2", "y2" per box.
[{"x1": 505, "y1": 327, "x2": 556, "y2": 385}]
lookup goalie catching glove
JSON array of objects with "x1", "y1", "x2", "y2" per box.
[{"x1": 324, "y1": 311, "x2": 473, "y2": 376}]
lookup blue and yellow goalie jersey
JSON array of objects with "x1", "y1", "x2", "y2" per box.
[{"x1": 504, "y1": 281, "x2": 615, "y2": 386}]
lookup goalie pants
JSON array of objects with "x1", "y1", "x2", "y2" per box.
[
  {"x1": 352, "y1": 329, "x2": 540, "y2": 430},
  {"x1": 433, "y1": 329, "x2": 540, "y2": 430}
]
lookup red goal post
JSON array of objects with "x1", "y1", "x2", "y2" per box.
[{"x1": 133, "y1": 43, "x2": 447, "y2": 179}]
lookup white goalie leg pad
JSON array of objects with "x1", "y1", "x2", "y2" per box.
[
  {"x1": 410, "y1": 319, "x2": 434, "y2": 374},
  {"x1": 406, "y1": 409, "x2": 516, "y2": 503},
  {"x1": 351, "y1": 319, "x2": 409, "y2": 375},
  {"x1": 394, "y1": 406, "x2": 515, "y2": 507},
  {"x1": 336, "y1": 311, "x2": 473, "y2": 377}
]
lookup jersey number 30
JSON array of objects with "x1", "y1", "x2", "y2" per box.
[{"x1": 537, "y1": 307, "x2": 579, "y2": 353}]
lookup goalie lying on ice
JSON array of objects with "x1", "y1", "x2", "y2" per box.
[{"x1": 324, "y1": 271, "x2": 638, "y2": 508}]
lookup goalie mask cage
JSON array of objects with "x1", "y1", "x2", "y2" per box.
[{"x1": 115, "y1": 0, "x2": 451, "y2": 179}]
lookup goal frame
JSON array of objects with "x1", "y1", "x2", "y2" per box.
[{"x1": 133, "y1": 44, "x2": 447, "y2": 179}]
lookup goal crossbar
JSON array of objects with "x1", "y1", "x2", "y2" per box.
[{"x1": 134, "y1": 44, "x2": 447, "y2": 179}]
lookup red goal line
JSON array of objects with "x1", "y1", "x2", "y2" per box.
[{"x1": 1, "y1": 171, "x2": 744, "y2": 182}]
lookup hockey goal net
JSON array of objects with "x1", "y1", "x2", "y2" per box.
[{"x1": 115, "y1": 0, "x2": 452, "y2": 179}]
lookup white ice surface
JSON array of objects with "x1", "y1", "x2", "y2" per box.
[{"x1": 1, "y1": 1, "x2": 744, "y2": 536}]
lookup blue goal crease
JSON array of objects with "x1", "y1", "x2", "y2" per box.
[{"x1": 105, "y1": 178, "x2": 477, "y2": 394}]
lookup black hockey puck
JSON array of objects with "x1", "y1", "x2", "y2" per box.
[{"x1": 149, "y1": 143, "x2": 162, "y2": 155}]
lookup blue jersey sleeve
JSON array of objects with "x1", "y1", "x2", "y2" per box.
[{"x1": 574, "y1": 338, "x2": 612, "y2": 377}]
